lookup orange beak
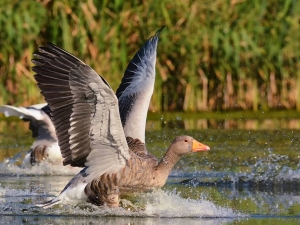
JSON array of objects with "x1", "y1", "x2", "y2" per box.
[{"x1": 192, "y1": 140, "x2": 210, "y2": 152}]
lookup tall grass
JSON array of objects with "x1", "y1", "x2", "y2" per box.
[{"x1": 0, "y1": 0, "x2": 299, "y2": 112}]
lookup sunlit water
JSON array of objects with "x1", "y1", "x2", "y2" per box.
[{"x1": 1, "y1": 117, "x2": 300, "y2": 224}]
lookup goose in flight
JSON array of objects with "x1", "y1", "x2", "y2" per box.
[{"x1": 32, "y1": 27, "x2": 210, "y2": 208}]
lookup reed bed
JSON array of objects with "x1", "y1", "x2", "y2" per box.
[{"x1": 0, "y1": 0, "x2": 299, "y2": 112}]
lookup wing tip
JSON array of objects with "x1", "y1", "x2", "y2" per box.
[
  {"x1": 36, "y1": 199, "x2": 61, "y2": 209},
  {"x1": 156, "y1": 25, "x2": 166, "y2": 36},
  {"x1": 150, "y1": 25, "x2": 166, "y2": 41}
]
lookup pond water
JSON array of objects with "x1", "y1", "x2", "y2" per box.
[{"x1": 1, "y1": 115, "x2": 300, "y2": 224}]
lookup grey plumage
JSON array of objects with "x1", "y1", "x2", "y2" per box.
[
  {"x1": 33, "y1": 43, "x2": 130, "y2": 174},
  {"x1": 32, "y1": 27, "x2": 209, "y2": 209},
  {"x1": 0, "y1": 104, "x2": 60, "y2": 166},
  {"x1": 116, "y1": 26, "x2": 164, "y2": 143}
]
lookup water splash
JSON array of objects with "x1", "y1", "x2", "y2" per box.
[
  {"x1": 237, "y1": 154, "x2": 300, "y2": 185},
  {"x1": 0, "y1": 160, "x2": 80, "y2": 176},
  {"x1": 0, "y1": 187, "x2": 244, "y2": 218},
  {"x1": 249, "y1": 154, "x2": 290, "y2": 182},
  {"x1": 0, "y1": 214, "x2": 240, "y2": 225},
  {"x1": 141, "y1": 189, "x2": 243, "y2": 218}
]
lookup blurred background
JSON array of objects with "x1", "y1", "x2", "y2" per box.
[
  {"x1": 2, "y1": 2, "x2": 300, "y2": 220},
  {"x1": 0, "y1": 0, "x2": 299, "y2": 112}
]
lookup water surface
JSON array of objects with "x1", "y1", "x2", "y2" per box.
[{"x1": 1, "y1": 115, "x2": 300, "y2": 224}]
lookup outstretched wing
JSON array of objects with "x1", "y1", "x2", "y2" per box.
[
  {"x1": 32, "y1": 44, "x2": 130, "y2": 177},
  {"x1": 0, "y1": 105, "x2": 56, "y2": 141},
  {"x1": 40, "y1": 104, "x2": 51, "y2": 117},
  {"x1": 116, "y1": 26, "x2": 164, "y2": 143}
]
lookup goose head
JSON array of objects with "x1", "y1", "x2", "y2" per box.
[{"x1": 168, "y1": 135, "x2": 210, "y2": 156}]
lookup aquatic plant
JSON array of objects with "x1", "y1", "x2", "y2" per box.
[{"x1": 1, "y1": 0, "x2": 300, "y2": 112}]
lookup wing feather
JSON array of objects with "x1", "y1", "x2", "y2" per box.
[
  {"x1": 32, "y1": 44, "x2": 130, "y2": 175},
  {"x1": 116, "y1": 26, "x2": 164, "y2": 143},
  {"x1": 0, "y1": 105, "x2": 57, "y2": 141}
]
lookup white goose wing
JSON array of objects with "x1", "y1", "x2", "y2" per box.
[
  {"x1": 32, "y1": 44, "x2": 130, "y2": 177},
  {"x1": 0, "y1": 104, "x2": 56, "y2": 141},
  {"x1": 116, "y1": 27, "x2": 164, "y2": 143}
]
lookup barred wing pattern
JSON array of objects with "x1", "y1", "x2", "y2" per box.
[{"x1": 32, "y1": 44, "x2": 130, "y2": 177}]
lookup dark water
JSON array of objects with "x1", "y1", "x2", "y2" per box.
[{"x1": 1, "y1": 116, "x2": 300, "y2": 224}]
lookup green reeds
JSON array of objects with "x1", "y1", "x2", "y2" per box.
[{"x1": 0, "y1": 0, "x2": 300, "y2": 112}]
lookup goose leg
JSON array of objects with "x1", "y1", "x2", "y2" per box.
[
  {"x1": 30, "y1": 145, "x2": 48, "y2": 165},
  {"x1": 85, "y1": 179, "x2": 120, "y2": 207},
  {"x1": 105, "y1": 188, "x2": 119, "y2": 207}
]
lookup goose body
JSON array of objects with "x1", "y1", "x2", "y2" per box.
[
  {"x1": 32, "y1": 27, "x2": 210, "y2": 208},
  {"x1": 0, "y1": 104, "x2": 62, "y2": 167}
]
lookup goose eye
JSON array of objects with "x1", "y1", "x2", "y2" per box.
[{"x1": 184, "y1": 140, "x2": 188, "y2": 142}]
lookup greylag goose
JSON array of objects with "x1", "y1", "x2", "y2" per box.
[
  {"x1": 0, "y1": 103, "x2": 62, "y2": 167},
  {"x1": 32, "y1": 27, "x2": 210, "y2": 208}
]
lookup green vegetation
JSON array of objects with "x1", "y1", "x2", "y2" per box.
[{"x1": 1, "y1": 0, "x2": 300, "y2": 112}]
